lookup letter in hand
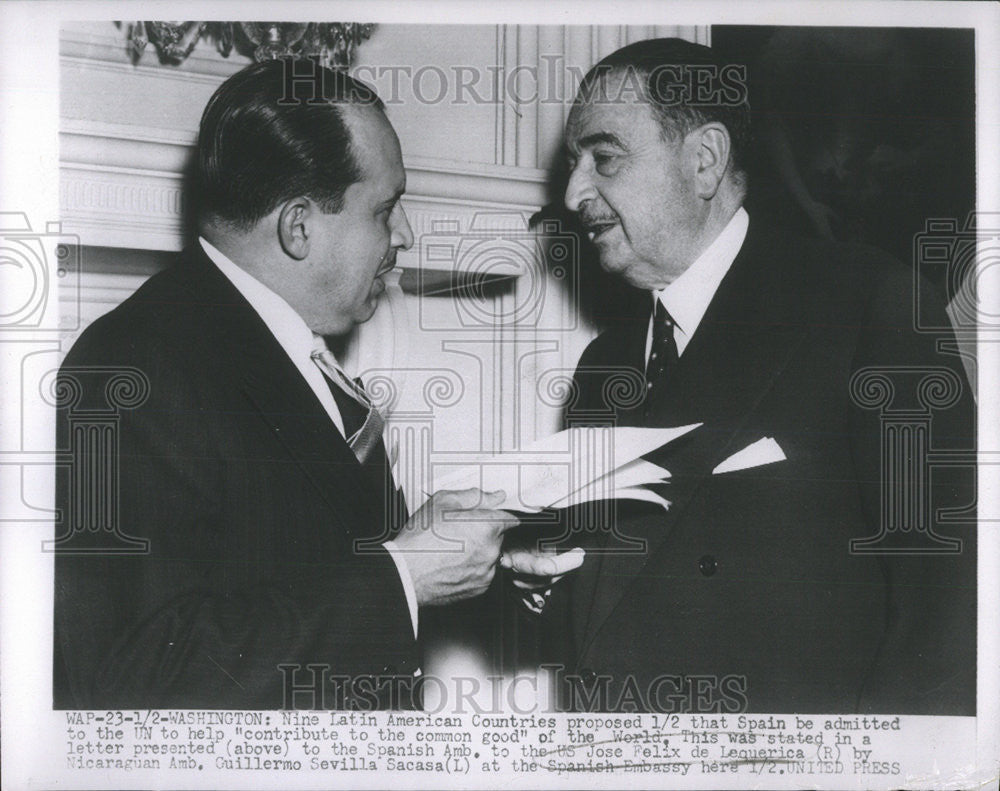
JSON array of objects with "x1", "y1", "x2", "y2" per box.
[{"x1": 390, "y1": 488, "x2": 520, "y2": 608}]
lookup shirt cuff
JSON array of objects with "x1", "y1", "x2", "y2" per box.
[{"x1": 383, "y1": 540, "x2": 419, "y2": 639}]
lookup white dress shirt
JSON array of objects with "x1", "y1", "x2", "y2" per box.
[
  {"x1": 646, "y1": 207, "x2": 749, "y2": 360},
  {"x1": 199, "y1": 237, "x2": 419, "y2": 637}
]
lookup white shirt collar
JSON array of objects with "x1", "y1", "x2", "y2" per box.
[
  {"x1": 652, "y1": 207, "x2": 749, "y2": 356},
  {"x1": 199, "y1": 236, "x2": 318, "y2": 361},
  {"x1": 198, "y1": 236, "x2": 346, "y2": 435}
]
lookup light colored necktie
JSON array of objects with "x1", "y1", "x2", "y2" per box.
[{"x1": 310, "y1": 346, "x2": 385, "y2": 464}]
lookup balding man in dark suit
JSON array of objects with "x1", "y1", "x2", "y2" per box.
[{"x1": 53, "y1": 58, "x2": 545, "y2": 710}]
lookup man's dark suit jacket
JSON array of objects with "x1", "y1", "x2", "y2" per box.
[
  {"x1": 544, "y1": 220, "x2": 976, "y2": 715},
  {"x1": 54, "y1": 246, "x2": 418, "y2": 709}
]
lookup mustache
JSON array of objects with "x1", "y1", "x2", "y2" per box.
[
  {"x1": 580, "y1": 213, "x2": 619, "y2": 229},
  {"x1": 377, "y1": 252, "x2": 398, "y2": 273}
]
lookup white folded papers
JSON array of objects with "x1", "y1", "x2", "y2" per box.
[
  {"x1": 548, "y1": 458, "x2": 671, "y2": 511},
  {"x1": 429, "y1": 423, "x2": 700, "y2": 512},
  {"x1": 712, "y1": 436, "x2": 786, "y2": 475}
]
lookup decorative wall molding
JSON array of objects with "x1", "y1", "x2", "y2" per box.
[
  {"x1": 60, "y1": 163, "x2": 186, "y2": 251},
  {"x1": 59, "y1": 271, "x2": 152, "y2": 350},
  {"x1": 492, "y1": 24, "x2": 711, "y2": 171},
  {"x1": 60, "y1": 118, "x2": 549, "y2": 255},
  {"x1": 60, "y1": 23, "x2": 709, "y2": 249},
  {"x1": 60, "y1": 52, "x2": 237, "y2": 88},
  {"x1": 61, "y1": 118, "x2": 196, "y2": 154},
  {"x1": 61, "y1": 23, "x2": 710, "y2": 170},
  {"x1": 60, "y1": 23, "x2": 251, "y2": 79}
]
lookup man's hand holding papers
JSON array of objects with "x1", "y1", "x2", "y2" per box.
[
  {"x1": 421, "y1": 424, "x2": 701, "y2": 606},
  {"x1": 427, "y1": 423, "x2": 701, "y2": 513}
]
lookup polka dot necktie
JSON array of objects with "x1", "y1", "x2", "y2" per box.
[{"x1": 643, "y1": 299, "x2": 679, "y2": 416}]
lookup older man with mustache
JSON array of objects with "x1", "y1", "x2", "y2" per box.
[{"x1": 536, "y1": 37, "x2": 976, "y2": 715}]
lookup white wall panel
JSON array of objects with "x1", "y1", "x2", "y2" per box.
[{"x1": 352, "y1": 24, "x2": 501, "y2": 166}]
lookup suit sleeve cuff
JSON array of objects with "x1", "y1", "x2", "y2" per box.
[{"x1": 382, "y1": 540, "x2": 418, "y2": 638}]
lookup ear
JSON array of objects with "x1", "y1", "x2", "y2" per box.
[
  {"x1": 277, "y1": 197, "x2": 312, "y2": 260},
  {"x1": 690, "y1": 123, "x2": 732, "y2": 200}
]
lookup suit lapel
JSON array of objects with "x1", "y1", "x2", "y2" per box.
[
  {"x1": 176, "y1": 247, "x2": 378, "y2": 538},
  {"x1": 566, "y1": 312, "x2": 649, "y2": 646},
  {"x1": 238, "y1": 366, "x2": 376, "y2": 538},
  {"x1": 577, "y1": 224, "x2": 814, "y2": 656}
]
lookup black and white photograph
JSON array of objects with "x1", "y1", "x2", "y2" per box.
[{"x1": 1, "y1": 1, "x2": 997, "y2": 789}]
